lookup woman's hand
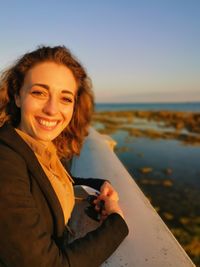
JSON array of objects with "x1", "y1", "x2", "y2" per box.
[
  {"x1": 99, "y1": 196, "x2": 124, "y2": 221},
  {"x1": 99, "y1": 181, "x2": 119, "y2": 201},
  {"x1": 93, "y1": 181, "x2": 124, "y2": 221}
]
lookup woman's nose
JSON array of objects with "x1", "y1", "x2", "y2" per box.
[{"x1": 42, "y1": 97, "x2": 59, "y2": 116}]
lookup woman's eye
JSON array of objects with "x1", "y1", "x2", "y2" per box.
[
  {"x1": 31, "y1": 91, "x2": 46, "y2": 97},
  {"x1": 61, "y1": 97, "x2": 73, "y2": 104}
]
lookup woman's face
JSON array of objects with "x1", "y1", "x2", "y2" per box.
[{"x1": 15, "y1": 61, "x2": 77, "y2": 145}]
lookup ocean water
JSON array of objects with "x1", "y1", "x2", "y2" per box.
[
  {"x1": 93, "y1": 102, "x2": 200, "y2": 188},
  {"x1": 112, "y1": 131, "x2": 200, "y2": 188},
  {"x1": 95, "y1": 102, "x2": 200, "y2": 112},
  {"x1": 94, "y1": 102, "x2": 200, "y2": 265}
]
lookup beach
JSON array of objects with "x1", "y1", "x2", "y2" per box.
[{"x1": 92, "y1": 104, "x2": 200, "y2": 266}]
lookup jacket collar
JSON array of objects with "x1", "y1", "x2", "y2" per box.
[{"x1": 0, "y1": 123, "x2": 65, "y2": 237}]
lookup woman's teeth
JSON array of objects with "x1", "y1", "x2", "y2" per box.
[{"x1": 38, "y1": 119, "x2": 57, "y2": 127}]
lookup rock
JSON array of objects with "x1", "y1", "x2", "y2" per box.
[
  {"x1": 139, "y1": 167, "x2": 153, "y2": 174},
  {"x1": 163, "y1": 168, "x2": 173, "y2": 175},
  {"x1": 163, "y1": 212, "x2": 174, "y2": 220},
  {"x1": 163, "y1": 179, "x2": 173, "y2": 187}
]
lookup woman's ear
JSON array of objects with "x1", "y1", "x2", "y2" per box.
[{"x1": 14, "y1": 94, "x2": 21, "y2": 108}]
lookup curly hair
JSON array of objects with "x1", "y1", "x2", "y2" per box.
[{"x1": 0, "y1": 45, "x2": 94, "y2": 159}]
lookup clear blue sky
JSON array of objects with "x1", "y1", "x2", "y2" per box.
[{"x1": 0, "y1": 0, "x2": 199, "y2": 103}]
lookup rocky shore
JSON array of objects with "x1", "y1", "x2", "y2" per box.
[
  {"x1": 136, "y1": 176, "x2": 200, "y2": 265},
  {"x1": 92, "y1": 110, "x2": 200, "y2": 266},
  {"x1": 92, "y1": 110, "x2": 200, "y2": 145}
]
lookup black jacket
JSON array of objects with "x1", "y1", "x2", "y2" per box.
[{"x1": 0, "y1": 123, "x2": 128, "y2": 267}]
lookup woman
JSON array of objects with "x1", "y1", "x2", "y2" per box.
[{"x1": 0, "y1": 46, "x2": 128, "y2": 267}]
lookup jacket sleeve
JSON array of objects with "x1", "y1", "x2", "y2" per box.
[{"x1": 0, "y1": 145, "x2": 129, "y2": 267}]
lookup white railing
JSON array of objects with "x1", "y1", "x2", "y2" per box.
[{"x1": 71, "y1": 128, "x2": 195, "y2": 267}]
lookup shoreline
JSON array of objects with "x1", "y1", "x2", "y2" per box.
[
  {"x1": 92, "y1": 110, "x2": 200, "y2": 266},
  {"x1": 92, "y1": 110, "x2": 200, "y2": 145}
]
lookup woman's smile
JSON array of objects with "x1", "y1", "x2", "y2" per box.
[{"x1": 35, "y1": 116, "x2": 60, "y2": 130}]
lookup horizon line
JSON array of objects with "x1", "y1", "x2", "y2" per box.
[{"x1": 95, "y1": 101, "x2": 200, "y2": 104}]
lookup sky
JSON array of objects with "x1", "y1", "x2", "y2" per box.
[{"x1": 0, "y1": 0, "x2": 199, "y2": 103}]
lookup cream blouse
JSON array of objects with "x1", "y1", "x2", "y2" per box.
[{"x1": 15, "y1": 128, "x2": 75, "y2": 225}]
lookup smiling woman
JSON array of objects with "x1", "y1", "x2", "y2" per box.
[
  {"x1": 0, "y1": 46, "x2": 94, "y2": 159},
  {"x1": 0, "y1": 46, "x2": 128, "y2": 267}
]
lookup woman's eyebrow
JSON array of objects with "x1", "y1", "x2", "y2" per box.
[
  {"x1": 32, "y1": 83, "x2": 49, "y2": 90},
  {"x1": 31, "y1": 83, "x2": 75, "y2": 96}
]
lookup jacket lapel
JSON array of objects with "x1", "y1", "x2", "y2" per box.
[{"x1": 0, "y1": 123, "x2": 65, "y2": 237}]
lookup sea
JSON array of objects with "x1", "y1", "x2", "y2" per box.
[
  {"x1": 95, "y1": 101, "x2": 200, "y2": 112},
  {"x1": 93, "y1": 102, "x2": 200, "y2": 188},
  {"x1": 94, "y1": 101, "x2": 200, "y2": 265}
]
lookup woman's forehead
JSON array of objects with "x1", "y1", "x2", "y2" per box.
[{"x1": 23, "y1": 62, "x2": 77, "y2": 93}]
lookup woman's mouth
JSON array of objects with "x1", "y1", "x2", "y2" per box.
[{"x1": 35, "y1": 117, "x2": 59, "y2": 129}]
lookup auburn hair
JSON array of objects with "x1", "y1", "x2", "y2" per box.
[{"x1": 0, "y1": 45, "x2": 94, "y2": 159}]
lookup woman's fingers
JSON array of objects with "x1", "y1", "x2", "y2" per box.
[
  {"x1": 91, "y1": 183, "x2": 124, "y2": 220},
  {"x1": 95, "y1": 195, "x2": 124, "y2": 220},
  {"x1": 100, "y1": 181, "x2": 119, "y2": 201}
]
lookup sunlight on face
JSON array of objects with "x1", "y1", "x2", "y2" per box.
[{"x1": 15, "y1": 62, "x2": 77, "y2": 145}]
